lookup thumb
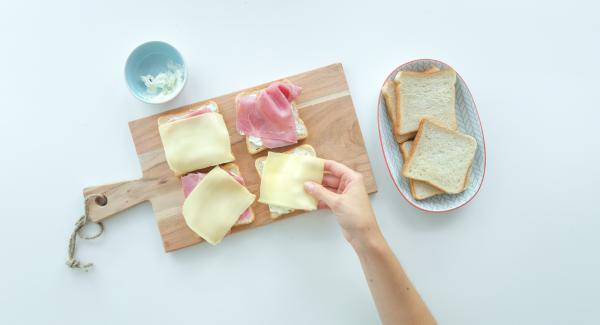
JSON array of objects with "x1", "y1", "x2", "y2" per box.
[{"x1": 304, "y1": 181, "x2": 338, "y2": 206}]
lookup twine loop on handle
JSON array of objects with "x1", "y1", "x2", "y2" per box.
[{"x1": 66, "y1": 194, "x2": 106, "y2": 271}]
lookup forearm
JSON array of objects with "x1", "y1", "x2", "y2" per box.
[
  {"x1": 352, "y1": 228, "x2": 436, "y2": 325},
  {"x1": 303, "y1": 160, "x2": 435, "y2": 323}
]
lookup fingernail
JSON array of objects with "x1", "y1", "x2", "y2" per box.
[{"x1": 304, "y1": 182, "x2": 314, "y2": 191}]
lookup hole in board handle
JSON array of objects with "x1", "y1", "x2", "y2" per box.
[{"x1": 95, "y1": 195, "x2": 108, "y2": 207}]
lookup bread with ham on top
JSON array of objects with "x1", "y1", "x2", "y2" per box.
[{"x1": 235, "y1": 80, "x2": 308, "y2": 154}]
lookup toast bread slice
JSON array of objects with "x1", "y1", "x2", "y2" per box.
[
  {"x1": 383, "y1": 67, "x2": 440, "y2": 143},
  {"x1": 401, "y1": 119, "x2": 476, "y2": 194},
  {"x1": 400, "y1": 141, "x2": 444, "y2": 200},
  {"x1": 401, "y1": 141, "x2": 471, "y2": 200},
  {"x1": 394, "y1": 69, "x2": 457, "y2": 137},
  {"x1": 254, "y1": 144, "x2": 316, "y2": 218}
]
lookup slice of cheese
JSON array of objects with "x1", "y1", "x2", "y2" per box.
[
  {"x1": 182, "y1": 166, "x2": 255, "y2": 245},
  {"x1": 159, "y1": 112, "x2": 234, "y2": 175},
  {"x1": 259, "y1": 151, "x2": 324, "y2": 210}
]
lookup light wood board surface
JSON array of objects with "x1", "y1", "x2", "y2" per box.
[{"x1": 84, "y1": 63, "x2": 377, "y2": 252}]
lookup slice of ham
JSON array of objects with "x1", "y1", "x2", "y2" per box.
[
  {"x1": 182, "y1": 107, "x2": 213, "y2": 118},
  {"x1": 261, "y1": 137, "x2": 296, "y2": 148},
  {"x1": 236, "y1": 81, "x2": 302, "y2": 148},
  {"x1": 166, "y1": 106, "x2": 214, "y2": 123},
  {"x1": 181, "y1": 169, "x2": 253, "y2": 225}
]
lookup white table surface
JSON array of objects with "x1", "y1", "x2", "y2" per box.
[{"x1": 1, "y1": 1, "x2": 599, "y2": 324}]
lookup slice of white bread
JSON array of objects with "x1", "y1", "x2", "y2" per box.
[
  {"x1": 382, "y1": 67, "x2": 440, "y2": 143},
  {"x1": 394, "y1": 69, "x2": 457, "y2": 138},
  {"x1": 254, "y1": 144, "x2": 316, "y2": 218},
  {"x1": 402, "y1": 119, "x2": 476, "y2": 194},
  {"x1": 236, "y1": 80, "x2": 308, "y2": 154},
  {"x1": 400, "y1": 141, "x2": 472, "y2": 200},
  {"x1": 219, "y1": 163, "x2": 255, "y2": 225},
  {"x1": 400, "y1": 141, "x2": 444, "y2": 200}
]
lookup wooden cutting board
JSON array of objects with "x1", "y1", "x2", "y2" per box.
[{"x1": 84, "y1": 63, "x2": 377, "y2": 252}]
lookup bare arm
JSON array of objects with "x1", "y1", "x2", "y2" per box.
[{"x1": 304, "y1": 160, "x2": 435, "y2": 325}]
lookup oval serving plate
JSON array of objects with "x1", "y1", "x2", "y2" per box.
[{"x1": 377, "y1": 59, "x2": 486, "y2": 212}]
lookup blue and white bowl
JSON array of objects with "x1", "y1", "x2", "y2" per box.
[{"x1": 125, "y1": 41, "x2": 187, "y2": 104}]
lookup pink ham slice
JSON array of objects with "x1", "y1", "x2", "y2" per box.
[
  {"x1": 183, "y1": 107, "x2": 213, "y2": 118},
  {"x1": 236, "y1": 81, "x2": 302, "y2": 148},
  {"x1": 181, "y1": 170, "x2": 253, "y2": 225},
  {"x1": 167, "y1": 106, "x2": 213, "y2": 123}
]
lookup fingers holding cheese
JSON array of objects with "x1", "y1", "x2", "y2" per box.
[
  {"x1": 324, "y1": 159, "x2": 358, "y2": 179},
  {"x1": 322, "y1": 174, "x2": 341, "y2": 190},
  {"x1": 258, "y1": 149, "x2": 324, "y2": 211}
]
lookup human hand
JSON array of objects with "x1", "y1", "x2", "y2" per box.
[{"x1": 304, "y1": 160, "x2": 380, "y2": 246}]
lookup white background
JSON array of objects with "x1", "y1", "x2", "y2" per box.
[{"x1": 1, "y1": 0, "x2": 599, "y2": 324}]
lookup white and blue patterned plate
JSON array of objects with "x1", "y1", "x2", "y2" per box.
[{"x1": 377, "y1": 59, "x2": 486, "y2": 212}]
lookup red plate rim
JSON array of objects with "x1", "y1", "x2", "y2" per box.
[{"x1": 377, "y1": 58, "x2": 487, "y2": 213}]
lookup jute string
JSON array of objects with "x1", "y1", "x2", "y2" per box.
[{"x1": 66, "y1": 194, "x2": 105, "y2": 271}]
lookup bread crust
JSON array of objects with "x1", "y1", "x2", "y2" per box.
[
  {"x1": 399, "y1": 142, "x2": 423, "y2": 199},
  {"x1": 382, "y1": 81, "x2": 410, "y2": 143},
  {"x1": 394, "y1": 82, "x2": 404, "y2": 138},
  {"x1": 395, "y1": 131, "x2": 416, "y2": 143}
]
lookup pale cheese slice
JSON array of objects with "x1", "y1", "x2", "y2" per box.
[
  {"x1": 158, "y1": 112, "x2": 234, "y2": 175},
  {"x1": 182, "y1": 166, "x2": 255, "y2": 245},
  {"x1": 259, "y1": 151, "x2": 324, "y2": 210}
]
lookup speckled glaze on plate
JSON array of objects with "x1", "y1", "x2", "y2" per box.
[{"x1": 377, "y1": 59, "x2": 486, "y2": 212}]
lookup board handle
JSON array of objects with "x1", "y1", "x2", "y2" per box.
[{"x1": 83, "y1": 178, "x2": 153, "y2": 223}]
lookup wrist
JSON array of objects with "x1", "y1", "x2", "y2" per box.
[{"x1": 347, "y1": 223, "x2": 384, "y2": 253}]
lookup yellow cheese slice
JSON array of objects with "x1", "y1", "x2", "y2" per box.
[
  {"x1": 182, "y1": 166, "x2": 255, "y2": 245},
  {"x1": 158, "y1": 112, "x2": 234, "y2": 175},
  {"x1": 259, "y1": 151, "x2": 324, "y2": 210}
]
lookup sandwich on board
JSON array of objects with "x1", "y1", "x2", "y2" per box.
[
  {"x1": 158, "y1": 101, "x2": 235, "y2": 175},
  {"x1": 181, "y1": 165, "x2": 255, "y2": 245},
  {"x1": 235, "y1": 80, "x2": 308, "y2": 154},
  {"x1": 181, "y1": 163, "x2": 255, "y2": 226},
  {"x1": 255, "y1": 144, "x2": 324, "y2": 218}
]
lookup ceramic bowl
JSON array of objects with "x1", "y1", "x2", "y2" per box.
[{"x1": 124, "y1": 41, "x2": 187, "y2": 104}]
